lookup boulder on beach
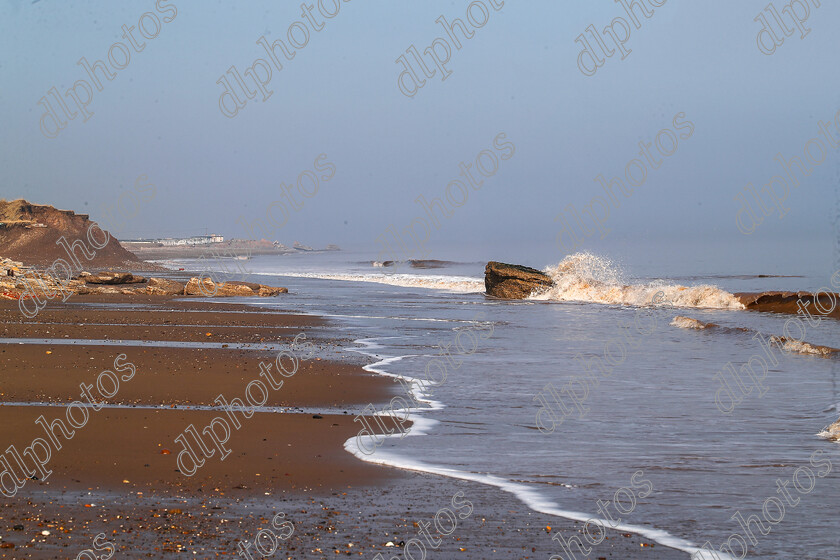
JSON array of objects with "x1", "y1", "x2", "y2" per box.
[
  {"x1": 183, "y1": 277, "x2": 287, "y2": 297},
  {"x1": 77, "y1": 285, "x2": 141, "y2": 295},
  {"x1": 222, "y1": 280, "x2": 288, "y2": 295},
  {"x1": 257, "y1": 285, "x2": 288, "y2": 296},
  {"x1": 484, "y1": 261, "x2": 553, "y2": 299},
  {"x1": 184, "y1": 278, "x2": 254, "y2": 296},
  {"x1": 145, "y1": 277, "x2": 185, "y2": 295}
]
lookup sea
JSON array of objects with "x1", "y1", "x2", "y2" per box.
[{"x1": 162, "y1": 238, "x2": 840, "y2": 560}]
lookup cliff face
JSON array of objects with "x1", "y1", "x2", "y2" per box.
[{"x1": 0, "y1": 199, "x2": 140, "y2": 267}]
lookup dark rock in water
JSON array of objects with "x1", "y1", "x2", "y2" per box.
[
  {"x1": 736, "y1": 290, "x2": 840, "y2": 320},
  {"x1": 410, "y1": 259, "x2": 453, "y2": 269},
  {"x1": 485, "y1": 261, "x2": 553, "y2": 299}
]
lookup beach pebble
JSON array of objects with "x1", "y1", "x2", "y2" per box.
[{"x1": 40, "y1": 530, "x2": 50, "y2": 536}]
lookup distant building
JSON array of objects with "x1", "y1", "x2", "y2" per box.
[
  {"x1": 122, "y1": 234, "x2": 225, "y2": 246},
  {"x1": 158, "y1": 234, "x2": 224, "y2": 246}
]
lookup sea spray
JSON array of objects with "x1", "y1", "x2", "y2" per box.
[{"x1": 532, "y1": 252, "x2": 745, "y2": 310}]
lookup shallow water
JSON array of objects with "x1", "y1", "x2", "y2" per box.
[{"x1": 168, "y1": 249, "x2": 840, "y2": 559}]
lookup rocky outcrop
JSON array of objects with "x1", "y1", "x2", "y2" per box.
[
  {"x1": 144, "y1": 277, "x2": 185, "y2": 295},
  {"x1": 222, "y1": 280, "x2": 288, "y2": 296},
  {"x1": 293, "y1": 241, "x2": 314, "y2": 251},
  {"x1": 184, "y1": 278, "x2": 253, "y2": 296},
  {"x1": 77, "y1": 285, "x2": 143, "y2": 295},
  {"x1": 485, "y1": 261, "x2": 553, "y2": 299},
  {"x1": 83, "y1": 271, "x2": 146, "y2": 285},
  {"x1": 0, "y1": 256, "x2": 287, "y2": 301},
  {"x1": 736, "y1": 291, "x2": 840, "y2": 320},
  {"x1": 257, "y1": 285, "x2": 288, "y2": 296},
  {"x1": 183, "y1": 278, "x2": 287, "y2": 297}
]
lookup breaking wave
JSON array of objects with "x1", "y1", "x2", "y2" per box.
[
  {"x1": 818, "y1": 418, "x2": 840, "y2": 442},
  {"x1": 530, "y1": 253, "x2": 745, "y2": 310},
  {"x1": 258, "y1": 271, "x2": 484, "y2": 293}
]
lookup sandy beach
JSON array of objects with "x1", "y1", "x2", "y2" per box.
[{"x1": 0, "y1": 292, "x2": 687, "y2": 559}]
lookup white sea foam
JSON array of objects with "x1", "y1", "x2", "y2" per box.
[
  {"x1": 818, "y1": 418, "x2": 840, "y2": 442},
  {"x1": 343, "y1": 335, "x2": 732, "y2": 560},
  {"x1": 342, "y1": 444, "x2": 733, "y2": 560},
  {"x1": 252, "y1": 271, "x2": 484, "y2": 293},
  {"x1": 531, "y1": 253, "x2": 745, "y2": 310},
  {"x1": 769, "y1": 336, "x2": 835, "y2": 357},
  {"x1": 345, "y1": 337, "x2": 444, "y2": 442},
  {"x1": 671, "y1": 316, "x2": 713, "y2": 330},
  {"x1": 669, "y1": 318, "x2": 837, "y2": 358}
]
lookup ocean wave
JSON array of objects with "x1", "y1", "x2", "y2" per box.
[
  {"x1": 253, "y1": 271, "x2": 484, "y2": 293},
  {"x1": 671, "y1": 316, "x2": 716, "y2": 330},
  {"x1": 342, "y1": 336, "x2": 726, "y2": 560},
  {"x1": 818, "y1": 418, "x2": 840, "y2": 442},
  {"x1": 529, "y1": 253, "x2": 745, "y2": 310},
  {"x1": 768, "y1": 336, "x2": 837, "y2": 357},
  {"x1": 371, "y1": 259, "x2": 460, "y2": 269},
  {"x1": 669, "y1": 317, "x2": 838, "y2": 357}
]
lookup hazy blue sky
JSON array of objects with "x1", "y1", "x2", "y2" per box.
[{"x1": 1, "y1": 0, "x2": 838, "y2": 269}]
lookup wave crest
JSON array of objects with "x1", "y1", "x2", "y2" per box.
[
  {"x1": 769, "y1": 336, "x2": 837, "y2": 357},
  {"x1": 260, "y1": 271, "x2": 484, "y2": 293},
  {"x1": 530, "y1": 253, "x2": 744, "y2": 310},
  {"x1": 671, "y1": 316, "x2": 715, "y2": 330},
  {"x1": 818, "y1": 418, "x2": 840, "y2": 442}
]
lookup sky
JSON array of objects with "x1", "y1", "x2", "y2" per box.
[{"x1": 1, "y1": 0, "x2": 838, "y2": 271}]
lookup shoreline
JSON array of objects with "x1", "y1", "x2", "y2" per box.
[
  {"x1": 0, "y1": 292, "x2": 692, "y2": 559},
  {"x1": 346, "y1": 331, "x2": 712, "y2": 560}
]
